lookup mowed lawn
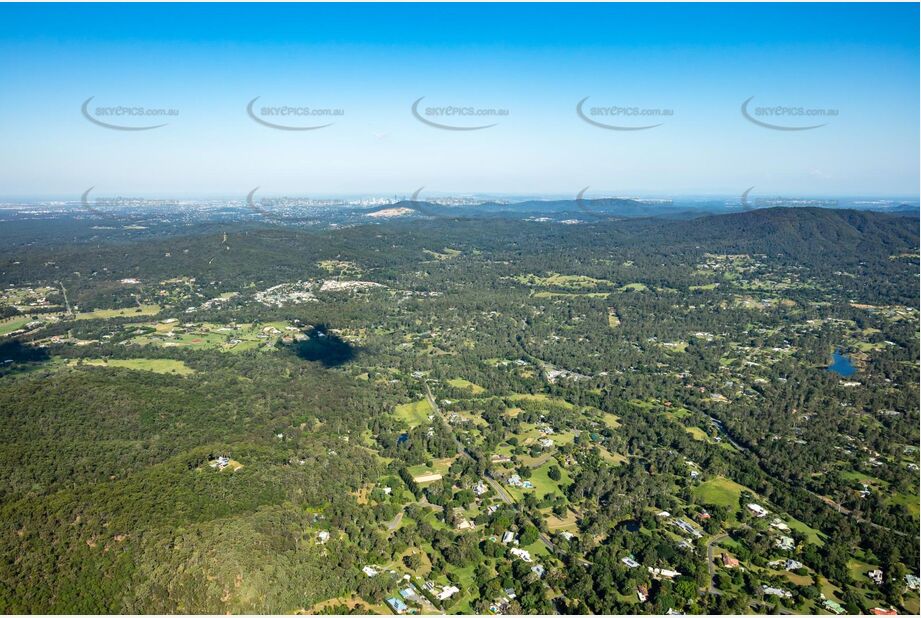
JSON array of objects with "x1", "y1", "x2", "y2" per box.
[
  {"x1": 407, "y1": 457, "x2": 455, "y2": 483},
  {"x1": 0, "y1": 316, "x2": 32, "y2": 336},
  {"x1": 446, "y1": 378, "x2": 485, "y2": 394},
  {"x1": 394, "y1": 398, "x2": 433, "y2": 428},
  {"x1": 508, "y1": 458, "x2": 571, "y2": 501},
  {"x1": 75, "y1": 304, "x2": 160, "y2": 320},
  {"x1": 70, "y1": 358, "x2": 194, "y2": 375},
  {"x1": 693, "y1": 476, "x2": 748, "y2": 510}
]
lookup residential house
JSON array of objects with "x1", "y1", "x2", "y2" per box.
[
  {"x1": 437, "y1": 586, "x2": 460, "y2": 601},
  {"x1": 784, "y1": 559, "x2": 803, "y2": 571},
  {"x1": 762, "y1": 585, "x2": 792, "y2": 599},
  {"x1": 648, "y1": 567, "x2": 681, "y2": 580},
  {"x1": 747, "y1": 503, "x2": 769, "y2": 518},
  {"x1": 770, "y1": 518, "x2": 791, "y2": 531},
  {"x1": 822, "y1": 599, "x2": 845, "y2": 615},
  {"x1": 386, "y1": 597, "x2": 408, "y2": 614},
  {"x1": 775, "y1": 536, "x2": 795, "y2": 551},
  {"x1": 672, "y1": 519, "x2": 703, "y2": 539}
]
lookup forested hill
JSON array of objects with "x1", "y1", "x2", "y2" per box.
[{"x1": 660, "y1": 207, "x2": 919, "y2": 260}]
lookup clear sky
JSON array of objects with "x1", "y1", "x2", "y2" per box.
[{"x1": 0, "y1": 2, "x2": 918, "y2": 198}]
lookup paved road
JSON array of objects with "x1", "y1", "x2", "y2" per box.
[
  {"x1": 58, "y1": 282, "x2": 73, "y2": 317},
  {"x1": 705, "y1": 533, "x2": 729, "y2": 595}
]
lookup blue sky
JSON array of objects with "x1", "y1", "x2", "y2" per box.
[{"x1": 0, "y1": 2, "x2": 918, "y2": 198}]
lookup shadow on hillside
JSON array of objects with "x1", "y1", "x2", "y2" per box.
[
  {"x1": 291, "y1": 324, "x2": 357, "y2": 367},
  {"x1": 0, "y1": 340, "x2": 52, "y2": 376}
]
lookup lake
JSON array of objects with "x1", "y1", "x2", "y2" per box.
[{"x1": 827, "y1": 349, "x2": 856, "y2": 377}]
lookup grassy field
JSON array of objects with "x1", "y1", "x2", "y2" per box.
[
  {"x1": 888, "y1": 492, "x2": 920, "y2": 518},
  {"x1": 685, "y1": 426, "x2": 709, "y2": 441},
  {"x1": 407, "y1": 457, "x2": 454, "y2": 481},
  {"x1": 75, "y1": 304, "x2": 160, "y2": 320},
  {"x1": 544, "y1": 507, "x2": 580, "y2": 532},
  {"x1": 129, "y1": 320, "x2": 292, "y2": 353},
  {"x1": 423, "y1": 248, "x2": 461, "y2": 261},
  {"x1": 0, "y1": 316, "x2": 32, "y2": 336},
  {"x1": 533, "y1": 291, "x2": 610, "y2": 299},
  {"x1": 515, "y1": 272, "x2": 613, "y2": 289},
  {"x1": 619, "y1": 282, "x2": 648, "y2": 291},
  {"x1": 786, "y1": 515, "x2": 825, "y2": 546},
  {"x1": 599, "y1": 447, "x2": 628, "y2": 465},
  {"x1": 693, "y1": 476, "x2": 748, "y2": 510},
  {"x1": 507, "y1": 392, "x2": 575, "y2": 410},
  {"x1": 446, "y1": 378, "x2": 485, "y2": 394},
  {"x1": 394, "y1": 398, "x2": 433, "y2": 428},
  {"x1": 70, "y1": 358, "x2": 195, "y2": 375},
  {"x1": 507, "y1": 458, "x2": 571, "y2": 501}
]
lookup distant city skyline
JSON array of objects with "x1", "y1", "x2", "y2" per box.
[{"x1": 0, "y1": 2, "x2": 918, "y2": 197}]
